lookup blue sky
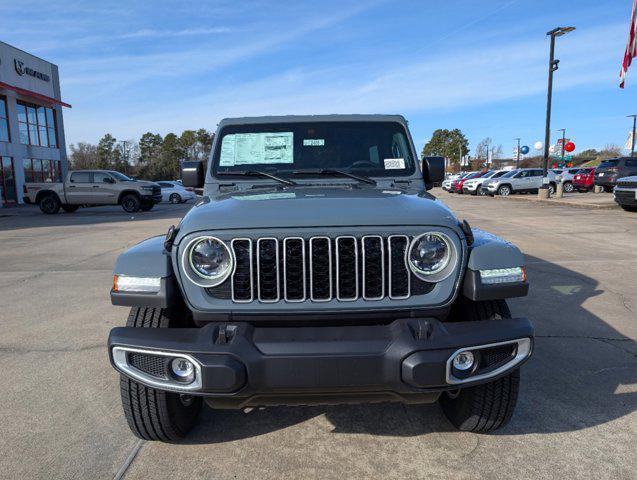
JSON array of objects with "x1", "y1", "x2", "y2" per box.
[{"x1": 3, "y1": 0, "x2": 636, "y2": 156}]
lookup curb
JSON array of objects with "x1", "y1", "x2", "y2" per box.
[{"x1": 494, "y1": 194, "x2": 619, "y2": 210}]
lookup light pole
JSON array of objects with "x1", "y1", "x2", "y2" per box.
[
  {"x1": 628, "y1": 115, "x2": 637, "y2": 157},
  {"x1": 540, "y1": 26, "x2": 575, "y2": 197},
  {"x1": 514, "y1": 138, "x2": 521, "y2": 168},
  {"x1": 557, "y1": 128, "x2": 566, "y2": 164}
]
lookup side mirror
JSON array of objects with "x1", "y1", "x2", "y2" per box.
[
  {"x1": 181, "y1": 161, "x2": 204, "y2": 188},
  {"x1": 422, "y1": 156, "x2": 445, "y2": 189}
]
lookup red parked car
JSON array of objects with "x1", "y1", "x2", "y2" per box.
[
  {"x1": 572, "y1": 167, "x2": 595, "y2": 192},
  {"x1": 451, "y1": 171, "x2": 483, "y2": 194}
]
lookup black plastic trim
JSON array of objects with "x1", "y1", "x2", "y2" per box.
[
  {"x1": 110, "y1": 276, "x2": 178, "y2": 308},
  {"x1": 462, "y1": 269, "x2": 529, "y2": 301},
  {"x1": 108, "y1": 316, "x2": 534, "y2": 408}
]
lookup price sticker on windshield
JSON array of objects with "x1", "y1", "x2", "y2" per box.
[
  {"x1": 384, "y1": 158, "x2": 405, "y2": 169},
  {"x1": 303, "y1": 139, "x2": 325, "y2": 146}
]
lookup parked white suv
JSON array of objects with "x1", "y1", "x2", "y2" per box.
[
  {"x1": 463, "y1": 170, "x2": 509, "y2": 196},
  {"x1": 485, "y1": 168, "x2": 544, "y2": 196}
]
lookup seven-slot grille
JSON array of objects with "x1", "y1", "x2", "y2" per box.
[{"x1": 226, "y1": 235, "x2": 414, "y2": 303}]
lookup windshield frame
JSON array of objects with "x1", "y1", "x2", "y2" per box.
[
  {"x1": 109, "y1": 171, "x2": 133, "y2": 181},
  {"x1": 210, "y1": 121, "x2": 418, "y2": 180}
]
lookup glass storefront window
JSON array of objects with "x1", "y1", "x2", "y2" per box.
[
  {"x1": 1, "y1": 157, "x2": 17, "y2": 203},
  {"x1": 16, "y1": 101, "x2": 58, "y2": 148},
  {"x1": 22, "y1": 159, "x2": 62, "y2": 184},
  {"x1": 0, "y1": 96, "x2": 9, "y2": 142}
]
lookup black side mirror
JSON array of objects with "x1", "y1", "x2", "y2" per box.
[
  {"x1": 181, "y1": 160, "x2": 204, "y2": 188},
  {"x1": 422, "y1": 156, "x2": 445, "y2": 189}
]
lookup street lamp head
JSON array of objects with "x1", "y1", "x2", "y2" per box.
[{"x1": 548, "y1": 26, "x2": 576, "y2": 37}]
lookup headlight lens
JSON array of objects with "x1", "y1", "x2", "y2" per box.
[
  {"x1": 188, "y1": 237, "x2": 233, "y2": 281},
  {"x1": 408, "y1": 233, "x2": 451, "y2": 276}
]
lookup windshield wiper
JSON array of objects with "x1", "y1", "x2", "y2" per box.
[
  {"x1": 217, "y1": 170, "x2": 297, "y2": 186},
  {"x1": 290, "y1": 169, "x2": 376, "y2": 185}
]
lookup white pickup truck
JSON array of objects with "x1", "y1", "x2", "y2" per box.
[{"x1": 24, "y1": 170, "x2": 162, "y2": 214}]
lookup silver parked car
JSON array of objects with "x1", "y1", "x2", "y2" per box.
[{"x1": 485, "y1": 168, "x2": 544, "y2": 196}]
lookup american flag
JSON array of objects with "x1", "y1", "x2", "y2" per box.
[{"x1": 620, "y1": 0, "x2": 637, "y2": 88}]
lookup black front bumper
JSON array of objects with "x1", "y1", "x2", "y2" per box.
[
  {"x1": 614, "y1": 189, "x2": 637, "y2": 207},
  {"x1": 108, "y1": 317, "x2": 533, "y2": 408}
]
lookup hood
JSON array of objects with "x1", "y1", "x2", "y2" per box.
[{"x1": 176, "y1": 186, "x2": 459, "y2": 235}]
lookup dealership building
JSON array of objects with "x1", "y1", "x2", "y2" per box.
[{"x1": 0, "y1": 40, "x2": 70, "y2": 206}]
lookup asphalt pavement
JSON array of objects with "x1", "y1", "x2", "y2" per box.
[{"x1": 0, "y1": 193, "x2": 635, "y2": 479}]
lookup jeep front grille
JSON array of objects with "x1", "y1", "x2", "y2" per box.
[{"x1": 226, "y1": 235, "x2": 416, "y2": 303}]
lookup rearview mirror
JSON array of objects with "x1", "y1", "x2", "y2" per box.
[
  {"x1": 422, "y1": 156, "x2": 445, "y2": 189},
  {"x1": 181, "y1": 161, "x2": 204, "y2": 188}
]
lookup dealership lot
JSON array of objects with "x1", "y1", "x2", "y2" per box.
[{"x1": 0, "y1": 196, "x2": 635, "y2": 480}]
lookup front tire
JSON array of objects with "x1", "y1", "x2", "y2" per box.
[
  {"x1": 620, "y1": 205, "x2": 637, "y2": 212},
  {"x1": 497, "y1": 185, "x2": 511, "y2": 196},
  {"x1": 121, "y1": 194, "x2": 141, "y2": 213},
  {"x1": 563, "y1": 181, "x2": 574, "y2": 193},
  {"x1": 119, "y1": 307, "x2": 202, "y2": 441},
  {"x1": 440, "y1": 299, "x2": 521, "y2": 432},
  {"x1": 39, "y1": 194, "x2": 61, "y2": 214},
  {"x1": 169, "y1": 193, "x2": 182, "y2": 204}
]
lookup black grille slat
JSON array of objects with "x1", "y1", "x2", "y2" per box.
[
  {"x1": 284, "y1": 238, "x2": 305, "y2": 301},
  {"x1": 389, "y1": 236, "x2": 410, "y2": 298},
  {"x1": 363, "y1": 236, "x2": 384, "y2": 299},
  {"x1": 336, "y1": 237, "x2": 358, "y2": 300},
  {"x1": 310, "y1": 237, "x2": 332, "y2": 301},
  {"x1": 257, "y1": 238, "x2": 279, "y2": 301},
  {"x1": 231, "y1": 239, "x2": 253, "y2": 302},
  {"x1": 218, "y1": 234, "x2": 431, "y2": 303},
  {"x1": 128, "y1": 352, "x2": 167, "y2": 378}
]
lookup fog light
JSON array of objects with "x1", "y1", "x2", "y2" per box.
[
  {"x1": 452, "y1": 351, "x2": 475, "y2": 371},
  {"x1": 171, "y1": 358, "x2": 195, "y2": 383}
]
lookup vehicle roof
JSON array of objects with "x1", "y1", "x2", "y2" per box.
[{"x1": 217, "y1": 114, "x2": 408, "y2": 127}]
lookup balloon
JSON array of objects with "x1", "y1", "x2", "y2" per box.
[
  {"x1": 564, "y1": 141, "x2": 575, "y2": 152},
  {"x1": 534, "y1": 141, "x2": 543, "y2": 150},
  {"x1": 549, "y1": 145, "x2": 556, "y2": 153},
  {"x1": 520, "y1": 146, "x2": 529, "y2": 154}
]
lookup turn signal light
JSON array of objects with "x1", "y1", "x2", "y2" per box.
[{"x1": 113, "y1": 275, "x2": 161, "y2": 293}]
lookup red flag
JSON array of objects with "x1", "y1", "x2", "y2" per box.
[{"x1": 620, "y1": 0, "x2": 637, "y2": 88}]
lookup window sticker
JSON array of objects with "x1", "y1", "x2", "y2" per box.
[
  {"x1": 384, "y1": 158, "x2": 405, "y2": 169},
  {"x1": 303, "y1": 139, "x2": 325, "y2": 146},
  {"x1": 219, "y1": 132, "x2": 294, "y2": 166}
]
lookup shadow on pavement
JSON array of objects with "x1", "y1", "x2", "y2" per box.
[
  {"x1": 0, "y1": 202, "x2": 195, "y2": 232},
  {"x1": 182, "y1": 254, "x2": 636, "y2": 443}
]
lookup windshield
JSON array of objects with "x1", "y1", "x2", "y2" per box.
[
  {"x1": 109, "y1": 171, "x2": 133, "y2": 181},
  {"x1": 501, "y1": 170, "x2": 519, "y2": 178},
  {"x1": 212, "y1": 122, "x2": 415, "y2": 178}
]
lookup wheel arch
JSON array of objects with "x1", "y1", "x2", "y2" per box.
[
  {"x1": 118, "y1": 189, "x2": 141, "y2": 204},
  {"x1": 35, "y1": 189, "x2": 61, "y2": 204}
]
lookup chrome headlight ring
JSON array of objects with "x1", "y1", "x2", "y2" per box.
[
  {"x1": 407, "y1": 232, "x2": 458, "y2": 282},
  {"x1": 181, "y1": 236, "x2": 234, "y2": 288}
]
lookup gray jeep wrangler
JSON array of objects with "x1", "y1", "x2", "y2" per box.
[{"x1": 108, "y1": 115, "x2": 533, "y2": 441}]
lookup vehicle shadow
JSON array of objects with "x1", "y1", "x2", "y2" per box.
[
  {"x1": 0, "y1": 202, "x2": 196, "y2": 232},
  {"x1": 184, "y1": 254, "x2": 636, "y2": 444}
]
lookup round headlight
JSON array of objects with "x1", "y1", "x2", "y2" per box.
[
  {"x1": 187, "y1": 237, "x2": 233, "y2": 283},
  {"x1": 408, "y1": 233, "x2": 451, "y2": 277}
]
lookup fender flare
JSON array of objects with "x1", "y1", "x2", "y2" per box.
[
  {"x1": 35, "y1": 189, "x2": 61, "y2": 205},
  {"x1": 111, "y1": 235, "x2": 178, "y2": 308},
  {"x1": 462, "y1": 229, "x2": 528, "y2": 301}
]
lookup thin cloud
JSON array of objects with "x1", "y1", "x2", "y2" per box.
[{"x1": 120, "y1": 27, "x2": 235, "y2": 39}]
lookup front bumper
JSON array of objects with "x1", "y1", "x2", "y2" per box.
[
  {"x1": 614, "y1": 188, "x2": 637, "y2": 207},
  {"x1": 108, "y1": 317, "x2": 533, "y2": 408},
  {"x1": 142, "y1": 193, "x2": 163, "y2": 204}
]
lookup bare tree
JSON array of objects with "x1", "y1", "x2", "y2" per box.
[{"x1": 69, "y1": 142, "x2": 99, "y2": 169}]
